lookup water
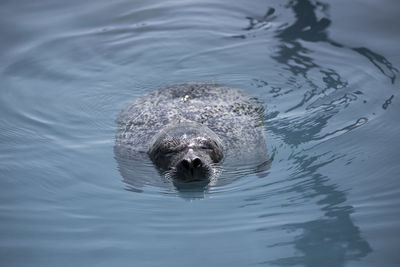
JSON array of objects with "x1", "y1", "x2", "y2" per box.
[{"x1": 1, "y1": 0, "x2": 399, "y2": 266}]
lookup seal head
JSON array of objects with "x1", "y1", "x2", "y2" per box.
[{"x1": 148, "y1": 122, "x2": 224, "y2": 181}]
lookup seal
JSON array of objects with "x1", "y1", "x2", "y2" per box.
[{"x1": 115, "y1": 82, "x2": 267, "y2": 183}]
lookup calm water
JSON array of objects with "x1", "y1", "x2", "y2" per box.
[{"x1": 1, "y1": 0, "x2": 399, "y2": 266}]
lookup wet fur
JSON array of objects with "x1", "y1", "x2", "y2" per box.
[{"x1": 115, "y1": 82, "x2": 267, "y2": 182}]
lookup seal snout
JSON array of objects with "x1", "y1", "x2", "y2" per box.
[
  {"x1": 176, "y1": 153, "x2": 209, "y2": 181},
  {"x1": 180, "y1": 157, "x2": 203, "y2": 171}
]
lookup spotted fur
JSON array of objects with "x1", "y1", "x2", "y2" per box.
[{"x1": 116, "y1": 82, "x2": 267, "y2": 160}]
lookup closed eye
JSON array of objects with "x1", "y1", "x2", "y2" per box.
[{"x1": 164, "y1": 149, "x2": 177, "y2": 156}]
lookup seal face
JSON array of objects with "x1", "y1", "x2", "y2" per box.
[
  {"x1": 148, "y1": 122, "x2": 224, "y2": 181},
  {"x1": 115, "y1": 82, "x2": 267, "y2": 183}
]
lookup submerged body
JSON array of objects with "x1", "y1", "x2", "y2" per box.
[{"x1": 115, "y1": 82, "x2": 267, "y2": 182}]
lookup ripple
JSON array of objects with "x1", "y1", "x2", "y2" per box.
[{"x1": 0, "y1": 0, "x2": 399, "y2": 265}]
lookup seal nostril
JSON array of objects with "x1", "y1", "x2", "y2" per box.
[
  {"x1": 181, "y1": 159, "x2": 190, "y2": 169},
  {"x1": 193, "y1": 158, "x2": 202, "y2": 168}
]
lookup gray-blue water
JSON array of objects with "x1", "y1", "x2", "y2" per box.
[{"x1": 1, "y1": 0, "x2": 399, "y2": 266}]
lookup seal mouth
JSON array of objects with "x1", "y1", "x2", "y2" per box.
[
  {"x1": 165, "y1": 165, "x2": 211, "y2": 182},
  {"x1": 177, "y1": 168, "x2": 210, "y2": 181},
  {"x1": 165, "y1": 162, "x2": 223, "y2": 183}
]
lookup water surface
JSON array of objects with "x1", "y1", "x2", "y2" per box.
[{"x1": 1, "y1": 0, "x2": 399, "y2": 266}]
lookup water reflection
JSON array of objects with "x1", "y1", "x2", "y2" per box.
[
  {"x1": 243, "y1": 0, "x2": 397, "y2": 115},
  {"x1": 241, "y1": 0, "x2": 383, "y2": 265},
  {"x1": 243, "y1": 0, "x2": 397, "y2": 147},
  {"x1": 267, "y1": 153, "x2": 372, "y2": 266},
  {"x1": 275, "y1": 0, "x2": 397, "y2": 83},
  {"x1": 113, "y1": 145, "x2": 173, "y2": 192}
]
